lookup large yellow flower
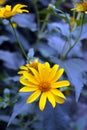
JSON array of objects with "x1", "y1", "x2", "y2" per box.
[
  {"x1": 19, "y1": 61, "x2": 70, "y2": 111},
  {"x1": 0, "y1": 0, "x2": 5, "y2": 5},
  {"x1": 72, "y1": 1, "x2": 87, "y2": 13},
  {"x1": 0, "y1": 4, "x2": 29, "y2": 19}
]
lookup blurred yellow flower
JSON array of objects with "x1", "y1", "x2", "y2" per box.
[
  {"x1": 0, "y1": 0, "x2": 5, "y2": 5},
  {"x1": 18, "y1": 59, "x2": 39, "y2": 75},
  {"x1": 12, "y1": 22, "x2": 18, "y2": 28},
  {"x1": 70, "y1": 16, "x2": 77, "y2": 32},
  {"x1": 19, "y1": 61, "x2": 70, "y2": 111},
  {"x1": 72, "y1": 1, "x2": 87, "y2": 13},
  {"x1": 0, "y1": 4, "x2": 29, "y2": 19}
]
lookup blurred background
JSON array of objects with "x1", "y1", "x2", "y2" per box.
[{"x1": 0, "y1": 0, "x2": 87, "y2": 130}]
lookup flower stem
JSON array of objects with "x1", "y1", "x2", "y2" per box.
[
  {"x1": 64, "y1": 13, "x2": 85, "y2": 58},
  {"x1": 40, "y1": 14, "x2": 50, "y2": 32},
  {"x1": 61, "y1": 39, "x2": 69, "y2": 60},
  {"x1": 40, "y1": 0, "x2": 55, "y2": 32},
  {"x1": 9, "y1": 20, "x2": 27, "y2": 58},
  {"x1": 33, "y1": 0, "x2": 40, "y2": 33}
]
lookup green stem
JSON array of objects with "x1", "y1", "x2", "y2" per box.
[
  {"x1": 40, "y1": 0, "x2": 54, "y2": 32},
  {"x1": 55, "y1": 8, "x2": 70, "y2": 23},
  {"x1": 32, "y1": 0, "x2": 41, "y2": 51},
  {"x1": 33, "y1": 0, "x2": 53, "y2": 51},
  {"x1": 65, "y1": 13, "x2": 85, "y2": 58},
  {"x1": 40, "y1": 14, "x2": 50, "y2": 32},
  {"x1": 61, "y1": 39, "x2": 69, "y2": 60},
  {"x1": 76, "y1": 12, "x2": 81, "y2": 20},
  {"x1": 9, "y1": 20, "x2": 27, "y2": 58},
  {"x1": 33, "y1": 0, "x2": 40, "y2": 33}
]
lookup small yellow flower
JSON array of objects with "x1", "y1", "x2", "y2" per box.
[
  {"x1": 18, "y1": 59, "x2": 39, "y2": 75},
  {"x1": 70, "y1": 16, "x2": 77, "y2": 32},
  {"x1": 0, "y1": 4, "x2": 29, "y2": 19},
  {"x1": 19, "y1": 61, "x2": 70, "y2": 111},
  {"x1": 0, "y1": 0, "x2": 5, "y2": 5},
  {"x1": 72, "y1": 1, "x2": 87, "y2": 13},
  {"x1": 12, "y1": 22, "x2": 18, "y2": 28}
]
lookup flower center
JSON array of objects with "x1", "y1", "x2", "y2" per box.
[
  {"x1": 0, "y1": 0, "x2": 5, "y2": 4},
  {"x1": 39, "y1": 81, "x2": 51, "y2": 92}
]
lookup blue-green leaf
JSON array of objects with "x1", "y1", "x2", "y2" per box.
[
  {"x1": 8, "y1": 93, "x2": 34, "y2": 126},
  {"x1": 0, "y1": 36, "x2": 9, "y2": 45},
  {"x1": 50, "y1": 57, "x2": 87, "y2": 101},
  {"x1": 0, "y1": 50, "x2": 24, "y2": 70},
  {"x1": 34, "y1": 102, "x2": 71, "y2": 130},
  {"x1": 12, "y1": 14, "x2": 37, "y2": 32}
]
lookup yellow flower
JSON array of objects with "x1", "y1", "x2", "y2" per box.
[
  {"x1": 70, "y1": 16, "x2": 77, "y2": 32},
  {"x1": 12, "y1": 22, "x2": 18, "y2": 28},
  {"x1": 72, "y1": 1, "x2": 87, "y2": 13},
  {"x1": 18, "y1": 59, "x2": 39, "y2": 75},
  {"x1": 0, "y1": 4, "x2": 29, "y2": 19},
  {"x1": 0, "y1": 0, "x2": 5, "y2": 5},
  {"x1": 19, "y1": 61, "x2": 70, "y2": 111}
]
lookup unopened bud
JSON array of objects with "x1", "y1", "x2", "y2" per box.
[{"x1": 48, "y1": 4, "x2": 56, "y2": 12}]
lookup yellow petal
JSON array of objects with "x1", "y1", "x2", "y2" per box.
[
  {"x1": 38, "y1": 62, "x2": 51, "y2": 81},
  {"x1": 44, "y1": 62, "x2": 50, "y2": 68},
  {"x1": 51, "y1": 68, "x2": 64, "y2": 82},
  {"x1": 20, "y1": 77, "x2": 39, "y2": 88},
  {"x1": 12, "y1": 4, "x2": 27, "y2": 13},
  {"x1": 54, "y1": 95, "x2": 65, "y2": 104},
  {"x1": 20, "y1": 9, "x2": 29, "y2": 13},
  {"x1": 51, "y1": 80, "x2": 70, "y2": 88},
  {"x1": 20, "y1": 66, "x2": 28, "y2": 70},
  {"x1": 29, "y1": 67, "x2": 40, "y2": 82},
  {"x1": 50, "y1": 89, "x2": 66, "y2": 99},
  {"x1": 6, "y1": 5, "x2": 11, "y2": 11},
  {"x1": 34, "y1": 58, "x2": 38, "y2": 62},
  {"x1": 0, "y1": 5, "x2": 23, "y2": 18},
  {"x1": 39, "y1": 93, "x2": 47, "y2": 111},
  {"x1": 48, "y1": 64, "x2": 59, "y2": 82},
  {"x1": 20, "y1": 78, "x2": 30, "y2": 86},
  {"x1": 71, "y1": 2, "x2": 87, "y2": 12},
  {"x1": 18, "y1": 71, "x2": 27, "y2": 74},
  {"x1": 19, "y1": 87, "x2": 38, "y2": 92},
  {"x1": 26, "y1": 90, "x2": 41, "y2": 103},
  {"x1": 23, "y1": 73, "x2": 39, "y2": 85},
  {"x1": 38, "y1": 63, "x2": 44, "y2": 80},
  {"x1": 14, "y1": 9, "x2": 22, "y2": 13},
  {"x1": 46, "y1": 91, "x2": 56, "y2": 108}
]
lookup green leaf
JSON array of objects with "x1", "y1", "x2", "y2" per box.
[
  {"x1": 12, "y1": 14, "x2": 37, "y2": 32},
  {"x1": 50, "y1": 57, "x2": 87, "y2": 101},
  {"x1": 71, "y1": 116, "x2": 87, "y2": 130},
  {"x1": 0, "y1": 50, "x2": 24, "y2": 70},
  {"x1": 34, "y1": 103, "x2": 70, "y2": 130},
  {"x1": 37, "y1": 42, "x2": 57, "y2": 58},
  {"x1": 39, "y1": 9, "x2": 49, "y2": 15},
  {"x1": 8, "y1": 93, "x2": 34, "y2": 126},
  {"x1": 0, "y1": 36, "x2": 9, "y2": 45},
  {"x1": 55, "y1": 0, "x2": 62, "y2": 7},
  {"x1": 0, "y1": 115, "x2": 19, "y2": 125},
  {"x1": 63, "y1": 59, "x2": 87, "y2": 101}
]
